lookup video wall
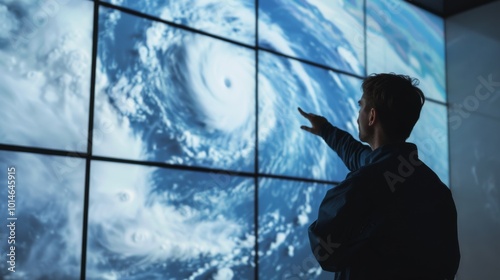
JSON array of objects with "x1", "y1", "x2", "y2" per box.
[{"x1": 0, "y1": 0, "x2": 447, "y2": 279}]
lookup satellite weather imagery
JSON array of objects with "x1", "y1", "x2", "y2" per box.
[{"x1": 0, "y1": 0, "x2": 448, "y2": 279}]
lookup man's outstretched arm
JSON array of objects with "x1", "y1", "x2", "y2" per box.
[{"x1": 298, "y1": 107, "x2": 371, "y2": 171}]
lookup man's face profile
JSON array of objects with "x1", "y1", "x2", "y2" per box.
[{"x1": 357, "y1": 94, "x2": 370, "y2": 143}]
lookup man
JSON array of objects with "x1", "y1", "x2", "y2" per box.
[{"x1": 299, "y1": 73, "x2": 460, "y2": 280}]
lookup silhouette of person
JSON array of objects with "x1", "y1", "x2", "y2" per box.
[{"x1": 299, "y1": 73, "x2": 460, "y2": 280}]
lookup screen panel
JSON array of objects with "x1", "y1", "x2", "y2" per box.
[
  {"x1": 86, "y1": 161, "x2": 255, "y2": 279},
  {"x1": 0, "y1": 0, "x2": 93, "y2": 151},
  {"x1": 259, "y1": 0, "x2": 364, "y2": 76},
  {"x1": 258, "y1": 50, "x2": 363, "y2": 182},
  {"x1": 94, "y1": 7, "x2": 256, "y2": 172},
  {"x1": 367, "y1": 0, "x2": 446, "y2": 102},
  {"x1": 0, "y1": 151, "x2": 85, "y2": 279},
  {"x1": 258, "y1": 178, "x2": 334, "y2": 279},
  {"x1": 100, "y1": 0, "x2": 255, "y2": 45},
  {"x1": 408, "y1": 101, "x2": 449, "y2": 185}
]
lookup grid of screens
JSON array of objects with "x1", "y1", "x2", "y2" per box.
[{"x1": 0, "y1": 0, "x2": 448, "y2": 279}]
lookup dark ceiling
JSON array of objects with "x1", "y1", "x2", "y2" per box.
[{"x1": 406, "y1": 0, "x2": 499, "y2": 17}]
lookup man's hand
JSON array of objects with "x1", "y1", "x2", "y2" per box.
[{"x1": 298, "y1": 107, "x2": 328, "y2": 136}]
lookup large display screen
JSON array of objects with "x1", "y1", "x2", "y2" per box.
[{"x1": 0, "y1": 0, "x2": 449, "y2": 279}]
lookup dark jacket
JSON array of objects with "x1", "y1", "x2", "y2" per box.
[{"x1": 308, "y1": 123, "x2": 460, "y2": 280}]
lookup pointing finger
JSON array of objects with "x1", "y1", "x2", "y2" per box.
[{"x1": 298, "y1": 107, "x2": 311, "y2": 119}]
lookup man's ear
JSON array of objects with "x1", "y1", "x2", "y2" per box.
[{"x1": 368, "y1": 108, "x2": 376, "y2": 126}]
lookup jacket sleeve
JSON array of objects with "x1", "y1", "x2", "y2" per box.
[
  {"x1": 320, "y1": 122, "x2": 371, "y2": 171},
  {"x1": 308, "y1": 178, "x2": 374, "y2": 272}
]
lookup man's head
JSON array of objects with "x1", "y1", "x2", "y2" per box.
[{"x1": 357, "y1": 73, "x2": 425, "y2": 144}]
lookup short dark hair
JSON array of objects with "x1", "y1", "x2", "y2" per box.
[{"x1": 362, "y1": 73, "x2": 425, "y2": 141}]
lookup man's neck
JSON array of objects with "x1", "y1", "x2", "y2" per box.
[{"x1": 368, "y1": 131, "x2": 403, "y2": 151}]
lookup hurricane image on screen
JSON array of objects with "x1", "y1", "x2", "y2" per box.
[
  {"x1": 93, "y1": 0, "x2": 366, "y2": 178},
  {"x1": 91, "y1": 0, "x2": 366, "y2": 277},
  {"x1": 93, "y1": 5, "x2": 256, "y2": 172}
]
